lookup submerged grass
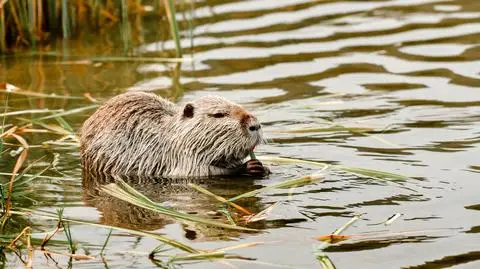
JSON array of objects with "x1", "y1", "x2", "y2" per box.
[{"x1": 101, "y1": 179, "x2": 257, "y2": 232}]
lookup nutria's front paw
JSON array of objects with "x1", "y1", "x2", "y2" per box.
[{"x1": 245, "y1": 159, "x2": 270, "y2": 176}]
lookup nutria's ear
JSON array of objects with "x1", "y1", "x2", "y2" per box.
[{"x1": 183, "y1": 103, "x2": 194, "y2": 118}]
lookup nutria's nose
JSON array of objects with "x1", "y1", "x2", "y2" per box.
[{"x1": 248, "y1": 124, "x2": 261, "y2": 132}]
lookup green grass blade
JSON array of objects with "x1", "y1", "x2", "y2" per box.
[
  {"x1": 258, "y1": 156, "x2": 330, "y2": 169},
  {"x1": 0, "y1": 89, "x2": 85, "y2": 99},
  {"x1": 316, "y1": 255, "x2": 337, "y2": 269},
  {"x1": 0, "y1": 109, "x2": 64, "y2": 117},
  {"x1": 0, "y1": 172, "x2": 69, "y2": 181},
  {"x1": 317, "y1": 214, "x2": 362, "y2": 251},
  {"x1": 169, "y1": 251, "x2": 225, "y2": 263},
  {"x1": 333, "y1": 165, "x2": 411, "y2": 181},
  {"x1": 277, "y1": 127, "x2": 374, "y2": 134},
  {"x1": 16, "y1": 117, "x2": 73, "y2": 135},
  {"x1": 100, "y1": 228, "x2": 113, "y2": 256},
  {"x1": 258, "y1": 156, "x2": 413, "y2": 181},
  {"x1": 52, "y1": 115, "x2": 74, "y2": 134},
  {"x1": 228, "y1": 174, "x2": 323, "y2": 203},
  {"x1": 332, "y1": 215, "x2": 362, "y2": 236},
  {"x1": 38, "y1": 104, "x2": 99, "y2": 120},
  {"x1": 8, "y1": 165, "x2": 51, "y2": 196}
]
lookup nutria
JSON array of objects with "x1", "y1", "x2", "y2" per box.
[{"x1": 80, "y1": 92, "x2": 268, "y2": 177}]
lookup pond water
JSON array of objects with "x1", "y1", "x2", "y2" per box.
[{"x1": 1, "y1": 0, "x2": 480, "y2": 268}]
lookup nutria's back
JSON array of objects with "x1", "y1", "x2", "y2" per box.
[{"x1": 80, "y1": 92, "x2": 266, "y2": 178}]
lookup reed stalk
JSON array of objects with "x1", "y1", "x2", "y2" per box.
[
  {"x1": 62, "y1": 0, "x2": 70, "y2": 39},
  {"x1": 0, "y1": 7, "x2": 6, "y2": 52},
  {"x1": 163, "y1": 0, "x2": 182, "y2": 57},
  {"x1": 0, "y1": 0, "x2": 183, "y2": 54}
]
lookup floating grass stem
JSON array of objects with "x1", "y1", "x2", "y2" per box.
[
  {"x1": 316, "y1": 214, "x2": 362, "y2": 251},
  {"x1": 333, "y1": 165, "x2": 410, "y2": 181},
  {"x1": 278, "y1": 126, "x2": 374, "y2": 134},
  {"x1": 317, "y1": 255, "x2": 337, "y2": 269},
  {"x1": 100, "y1": 228, "x2": 113, "y2": 256},
  {"x1": 188, "y1": 183, "x2": 251, "y2": 215},
  {"x1": 259, "y1": 156, "x2": 412, "y2": 181},
  {"x1": 169, "y1": 251, "x2": 226, "y2": 263},
  {"x1": 315, "y1": 215, "x2": 362, "y2": 269},
  {"x1": 228, "y1": 174, "x2": 323, "y2": 203}
]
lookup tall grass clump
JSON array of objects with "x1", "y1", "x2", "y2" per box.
[{"x1": 0, "y1": 0, "x2": 182, "y2": 55}]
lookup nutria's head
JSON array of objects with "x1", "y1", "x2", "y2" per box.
[{"x1": 173, "y1": 96, "x2": 264, "y2": 169}]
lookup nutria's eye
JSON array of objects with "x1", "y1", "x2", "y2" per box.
[
  {"x1": 183, "y1": 103, "x2": 194, "y2": 118},
  {"x1": 211, "y1": 113, "x2": 227, "y2": 118}
]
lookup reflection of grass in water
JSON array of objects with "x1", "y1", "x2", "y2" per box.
[
  {"x1": 1, "y1": 0, "x2": 183, "y2": 56},
  {"x1": 101, "y1": 179, "x2": 257, "y2": 232}
]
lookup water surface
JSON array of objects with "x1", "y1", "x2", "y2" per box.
[{"x1": 1, "y1": 0, "x2": 480, "y2": 268}]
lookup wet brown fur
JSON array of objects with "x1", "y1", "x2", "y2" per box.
[{"x1": 80, "y1": 92, "x2": 264, "y2": 178}]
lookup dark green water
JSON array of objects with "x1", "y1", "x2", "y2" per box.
[{"x1": 1, "y1": 0, "x2": 480, "y2": 268}]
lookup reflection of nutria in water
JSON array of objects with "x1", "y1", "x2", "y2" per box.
[
  {"x1": 82, "y1": 174, "x2": 264, "y2": 240},
  {"x1": 80, "y1": 92, "x2": 269, "y2": 178}
]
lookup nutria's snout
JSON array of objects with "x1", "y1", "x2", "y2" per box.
[
  {"x1": 248, "y1": 123, "x2": 261, "y2": 132},
  {"x1": 245, "y1": 116, "x2": 264, "y2": 147}
]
